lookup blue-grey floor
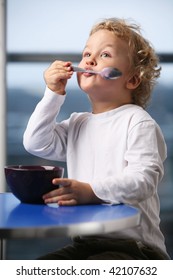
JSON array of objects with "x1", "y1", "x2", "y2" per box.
[
  {"x1": 5, "y1": 237, "x2": 72, "y2": 260},
  {"x1": 160, "y1": 211, "x2": 173, "y2": 259}
]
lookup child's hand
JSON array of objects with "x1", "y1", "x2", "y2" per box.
[
  {"x1": 44, "y1": 61, "x2": 73, "y2": 95},
  {"x1": 42, "y1": 178, "x2": 103, "y2": 206}
]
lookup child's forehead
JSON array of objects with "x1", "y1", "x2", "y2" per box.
[{"x1": 84, "y1": 30, "x2": 128, "y2": 52}]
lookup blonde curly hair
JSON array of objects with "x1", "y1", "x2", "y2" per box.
[{"x1": 90, "y1": 18, "x2": 161, "y2": 108}]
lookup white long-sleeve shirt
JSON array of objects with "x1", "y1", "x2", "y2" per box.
[{"x1": 23, "y1": 87, "x2": 169, "y2": 257}]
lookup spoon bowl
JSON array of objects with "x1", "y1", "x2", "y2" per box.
[{"x1": 72, "y1": 66, "x2": 122, "y2": 80}]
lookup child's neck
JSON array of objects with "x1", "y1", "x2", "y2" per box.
[{"x1": 91, "y1": 100, "x2": 131, "y2": 114}]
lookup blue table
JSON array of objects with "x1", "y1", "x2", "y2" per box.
[{"x1": 0, "y1": 192, "x2": 140, "y2": 259}]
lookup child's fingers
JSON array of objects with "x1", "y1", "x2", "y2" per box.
[
  {"x1": 52, "y1": 178, "x2": 71, "y2": 186},
  {"x1": 58, "y1": 199, "x2": 77, "y2": 206}
]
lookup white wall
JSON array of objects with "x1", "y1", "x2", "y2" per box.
[{"x1": 0, "y1": 0, "x2": 6, "y2": 192}]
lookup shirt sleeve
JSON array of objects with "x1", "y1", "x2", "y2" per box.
[
  {"x1": 23, "y1": 87, "x2": 68, "y2": 161},
  {"x1": 91, "y1": 120, "x2": 167, "y2": 205}
]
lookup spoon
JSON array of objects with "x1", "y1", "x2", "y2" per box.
[{"x1": 72, "y1": 66, "x2": 122, "y2": 80}]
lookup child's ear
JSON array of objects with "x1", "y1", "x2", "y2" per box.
[{"x1": 126, "y1": 75, "x2": 141, "y2": 90}]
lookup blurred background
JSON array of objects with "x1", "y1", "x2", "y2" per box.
[{"x1": 3, "y1": 0, "x2": 173, "y2": 259}]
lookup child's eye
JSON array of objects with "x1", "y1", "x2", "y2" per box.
[
  {"x1": 83, "y1": 52, "x2": 91, "y2": 58},
  {"x1": 101, "y1": 52, "x2": 111, "y2": 58}
]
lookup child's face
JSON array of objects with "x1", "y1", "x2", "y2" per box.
[{"x1": 77, "y1": 29, "x2": 132, "y2": 105}]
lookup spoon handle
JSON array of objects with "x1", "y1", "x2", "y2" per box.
[
  {"x1": 72, "y1": 66, "x2": 96, "y2": 74},
  {"x1": 72, "y1": 66, "x2": 86, "y2": 72}
]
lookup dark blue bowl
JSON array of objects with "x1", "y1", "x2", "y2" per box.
[{"x1": 4, "y1": 165, "x2": 64, "y2": 204}]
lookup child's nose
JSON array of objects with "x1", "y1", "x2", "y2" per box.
[{"x1": 86, "y1": 56, "x2": 97, "y2": 66}]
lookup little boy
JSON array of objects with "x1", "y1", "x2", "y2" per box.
[{"x1": 23, "y1": 18, "x2": 170, "y2": 259}]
